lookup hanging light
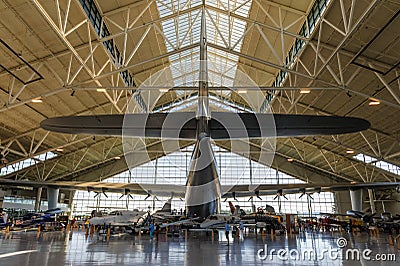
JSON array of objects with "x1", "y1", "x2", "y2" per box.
[
  {"x1": 31, "y1": 97, "x2": 43, "y2": 103},
  {"x1": 368, "y1": 98, "x2": 380, "y2": 106}
]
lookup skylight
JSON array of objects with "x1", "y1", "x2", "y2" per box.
[
  {"x1": 0, "y1": 151, "x2": 57, "y2": 176},
  {"x1": 260, "y1": 0, "x2": 332, "y2": 112},
  {"x1": 155, "y1": 0, "x2": 252, "y2": 99},
  {"x1": 353, "y1": 153, "x2": 400, "y2": 176}
]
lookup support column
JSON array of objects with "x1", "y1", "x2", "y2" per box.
[
  {"x1": 47, "y1": 187, "x2": 59, "y2": 210},
  {"x1": 68, "y1": 190, "x2": 76, "y2": 219},
  {"x1": 350, "y1": 189, "x2": 363, "y2": 211},
  {"x1": 34, "y1": 187, "x2": 42, "y2": 211},
  {"x1": 367, "y1": 189, "x2": 376, "y2": 213},
  {"x1": 0, "y1": 189, "x2": 5, "y2": 209}
]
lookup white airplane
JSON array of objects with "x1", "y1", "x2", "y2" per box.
[
  {"x1": 200, "y1": 214, "x2": 240, "y2": 228},
  {"x1": 89, "y1": 209, "x2": 146, "y2": 226}
]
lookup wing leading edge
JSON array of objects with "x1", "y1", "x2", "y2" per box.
[
  {"x1": 0, "y1": 178, "x2": 397, "y2": 198},
  {"x1": 40, "y1": 112, "x2": 370, "y2": 139}
]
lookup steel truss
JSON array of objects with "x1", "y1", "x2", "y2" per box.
[{"x1": 0, "y1": 0, "x2": 399, "y2": 184}]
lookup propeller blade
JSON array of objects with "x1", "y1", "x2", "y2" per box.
[
  {"x1": 119, "y1": 194, "x2": 124, "y2": 199},
  {"x1": 94, "y1": 192, "x2": 99, "y2": 198},
  {"x1": 283, "y1": 194, "x2": 288, "y2": 200},
  {"x1": 232, "y1": 192, "x2": 238, "y2": 202},
  {"x1": 128, "y1": 194, "x2": 134, "y2": 200},
  {"x1": 103, "y1": 192, "x2": 108, "y2": 198},
  {"x1": 308, "y1": 194, "x2": 314, "y2": 200},
  {"x1": 144, "y1": 193, "x2": 151, "y2": 200},
  {"x1": 248, "y1": 196, "x2": 253, "y2": 202},
  {"x1": 255, "y1": 191, "x2": 262, "y2": 200},
  {"x1": 273, "y1": 195, "x2": 278, "y2": 200},
  {"x1": 224, "y1": 198, "x2": 228, "y2": 202},
  {"x1": 299, "y1": 193, "x2": 305, "y2": 199}
]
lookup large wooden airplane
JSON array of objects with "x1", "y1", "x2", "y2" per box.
[{"x1": 34, "y1": 8, "x2": 382, "y2": 218}]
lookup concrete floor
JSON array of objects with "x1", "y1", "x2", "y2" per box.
[{"x1": 0, "y1": 230, "x2": 398, "y2": 265}]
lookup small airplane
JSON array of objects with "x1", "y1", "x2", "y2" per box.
[
  {"x1": 376, "y1": 212, "x2": 400, "y2": 233},
  {"x1": 199, "y1": 213, "x2": 241, "y2": 228},
  {"x1": 231, "y1": 203, "x2": 285, "y2": 230},
  {"x1": 151, "y1": 199, "x2": 183, "y2": 221},
  {"x1": 89, "y1": 209, "x2": 146, "y2": 226},
  {"x1": 10, "y1": 208, "x2": 64, "y2": 228}
]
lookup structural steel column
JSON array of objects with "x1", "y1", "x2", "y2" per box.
[
  {"x1": 367, "y1": 189, "x2": 376, "y2": 213},
  {"x1": 34, "y1": 187, "x2": 42, "y2": 211},
  {"x1": 47, "y1": 187, "x2": 59, "y2": 210},
  {"x1": 349, "y1": 189, "x2": 363, "y2": 211}
]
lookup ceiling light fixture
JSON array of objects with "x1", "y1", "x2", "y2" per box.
[
  {"x1": 287, "y1": 158, "x2": 294, "y2": 162},
  {"x1": 0, "y1": 155, "x2": 8, "y2": 165},
  {"x1": 159, "y1": 88, "x2": 169, "y2": 92},
  {"x1": 368, "y1": 98, "x2": 380, "y2": 106},
  {"x1": 56, "y1": 148, "x2": 64, "y2": 152},
  {"x1": 299, "y1": 88, "x2": 311, "y2": 94},
  {"x1": 114, "y1": 156, "x2": 121, "y2": 160},
  {"x1": 31, "y1": 97, "x2": 43, "y2": 103},
  {"x1": 237, "y1": 89, "x2": 247, "y2": 94},
  {"x1": 96, "y1": 88, "x2": 106, "y2": 92},
  {"x1": 346, "y1": 149, "x2": 355, "y2": 154}
]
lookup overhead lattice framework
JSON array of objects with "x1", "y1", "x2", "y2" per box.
[{"x1": 0, "y1": 0, "x2": 399, "y2": 194}]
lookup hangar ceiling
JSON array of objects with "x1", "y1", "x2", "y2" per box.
[{"x1": 0, "y1": 0, "x2": 399, "y2": 188}]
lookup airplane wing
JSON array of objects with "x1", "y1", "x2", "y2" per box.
[
  {"x1": 221, "y1": 182, "x2": 400, "y2": 198},
  {"x1": 159, "y1": 217, "x2": 201, "y2": 228},
  {"x1": 0, "y1": 178, "x2": 398, "y2": 198},
  {"x1": 40, "y1": 112, "x2": 370, "y2": 139}
]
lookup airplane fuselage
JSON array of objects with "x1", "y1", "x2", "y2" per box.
[{"x1": 185, "y1": 132, "x2": 221, "y2": 218}]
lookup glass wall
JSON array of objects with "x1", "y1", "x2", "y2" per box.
[{"x1": 73, "y1": 145, "x2": 335, "y2": 216}]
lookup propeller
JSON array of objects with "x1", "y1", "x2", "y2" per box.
[
  {"x1": 233, "y1": 192, "x2": 238, "y2": 202},
  {"x1": 144, "y1": 193, "x2": 151, "y2": 201},
  {"x1": 144, "y1": 191, "x2": 159, "y2": 201},
  {"x1": 119, "y1": 189, "x2": 134, "y2": 199},
  {"x1": 299, "y1": 188, "x2": 314, "y2": 200},
  {"x1": 273, "y1": 189, "x2": 287, "y2": 200},
  {"x1": 247, "y1": 191, "x2": 262, "y2": 201},
  {"x1": 255, "y1": 191, "x2": 262, "y2": 200},
  {"x1": 89, "y1": 187, "x2": 108, "y2": 198},
  {"x1": 94, "y1": 191, "x2": 108, "y2": 198}
]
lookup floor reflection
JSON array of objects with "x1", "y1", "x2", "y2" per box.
[{"x1": 0, "y1": 230, "x2": 398, "y2": 265}]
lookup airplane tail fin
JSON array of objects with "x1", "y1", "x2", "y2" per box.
[
  {"x1": 228, "y1": 201, "x2": 235, "y2": 215},
  {"x1": 234, "y1": 205, "x2": 240, "y2": 216},
  {"x1": 161, "y1": 199, "x2": 172, "y2": 212},
  {"x1": 265, "y1": 204, "x2": 276, "y2": 214}
]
